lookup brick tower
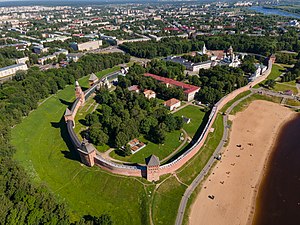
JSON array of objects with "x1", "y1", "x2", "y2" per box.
[
  {"x1": 75, "y1": 80, "x2": 85, "y2": 105},
  {"x1": 146, "y1": 155, "x2": 160, "y2": 181},
  {"x1": 78, "y1": 138, "x2": 96, "y2": 167}
]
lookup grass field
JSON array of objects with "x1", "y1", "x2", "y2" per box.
[
  {"x1": 285, "y1": 99, "x2": 300, "y2": 107},
  {"x1": 174, "y1": 105, "x2": 206, "y2": 138},
  {"x1": 267, "y1": 64, "x2": 286, "y2": 80},
  {"x1": 11, "y1": 68, "x2": 154, "y2": 224},
  {"x1": 273, "y1": 82, "x2": 298, "y2": 95}
]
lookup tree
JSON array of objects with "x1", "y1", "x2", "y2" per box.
[
  {"x1": 164, "y1": 114, "x2": 177, "y2": 132},
  {"x1": 149, "y1": 126, "x2": 166, "y2": 144},
  {"x1": 89, "y1": 123, "x2": 109, "y2": 146},
  {"x1": 115, "y1": 131, "x2": 128, "y2": 148},
  {"x1": 265, "y1": 79, "x2": 276, "y2": 89},
  {"x1": 241, "y1": 61, "x2": 256, "y2": 74},
  {"x1": 85, "y1": 113, "x2": 99, "y2": 126},
  {"x1": 140, "y1": 116, "x2": 158, "y2": 134},
  {"x1": 174, "y1": 116, "x2": 184, "y2": 130},
  {"x1": 122, "y1": 144, "x2": 132, "y2": 156}
]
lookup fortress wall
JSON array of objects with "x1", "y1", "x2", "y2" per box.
[
  {"x1": 65, "y1": 60, "x2": 273, "y2": 179},
  {"x1": 94, "y1": 157, "x2": 143, "y2": 177}
]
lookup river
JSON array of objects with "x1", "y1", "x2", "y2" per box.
[
  {"x1": 253, "y1": 114, "x2": 300, "y2": 225},
  {"x1": 250, "y1": 6, "x2": 300, "y2": 19}
]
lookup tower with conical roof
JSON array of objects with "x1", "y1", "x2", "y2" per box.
[
  {"x1": 146, "y1": 155, "x2": 160, "y2": 181},
  {"x1": 88, "y1": 73, "x2": 99, "y2": 87}
]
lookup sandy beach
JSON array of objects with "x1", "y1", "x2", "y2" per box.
[{"x1": 189, "y1": 100, "x2": 296, "y2": 225}]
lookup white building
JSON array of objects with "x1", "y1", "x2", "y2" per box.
[
  {"x1": 70, "y1": 40, "x2": 102, "y2": 51},
  {"x1": 185, "y1": 60, "x2": 212, "y2": 72},
  {"x1": 0, "y1": 63, "x2": 28, "y2": 79},
  {"x1": 16, "y1": 57, "x2": 29, "y2": 64},
  {"x1": 250, "y1": 64, "x2": 267, "y2": 81},
  {"x1": 164, "y1": 98, "x2": 181, "y2": 111}
]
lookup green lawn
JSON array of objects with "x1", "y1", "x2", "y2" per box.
[
  {"x1": 11, "y1": 70, "x2": 152, "y2": 224},
  {"x1": 273, "y1": 82, "x2": 298, "y2": 95},
  {"x1": 152, "y1": 176, "x2": 186, "y2": 225},
  {"x1": 220, "y1": 90, "x2": 252, "y2": 113},
  {"x1": 285, "y1": 99, "x2": 300, "y2": 107},
  {"x1": 110, "y1": 130, "x2": 183, "y2": 164},
  {"x1": 267, "y1": 64, "x2": 286, "y2": 80},
  {"x1": 174, "y1": 105, "x2": 206, "y2": 138}
]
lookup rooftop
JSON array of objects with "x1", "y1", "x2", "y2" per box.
[
  {"x1": 0, "y1": 63, "x2": 27, "y2": 72},
  {"x1": 144, "y1": 73, "x2": 200, "y2": 94},
  {"x1": 164, "y1": 98, "x2": 181, "y2": 107},
  {"x1": 147, "y1": 155, "x2": 160, "y2": 167},
  {"x1": 89, "y1": 73, "x2": 98, "y2": 81}
]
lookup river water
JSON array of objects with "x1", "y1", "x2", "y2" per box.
[
  {"x1": 253, "y1": 114, "x2": 300, "y2": 225},
  {"x1": 250, "y1": 6, "x2": 300, "y2": 19}
]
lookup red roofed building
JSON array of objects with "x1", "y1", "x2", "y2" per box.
[
  {"x1": 164, "y1": 98, "x2": 181, "y2": 111},
  {"x1": 144, "y1": 73, "x2": 200, "y2": 101}
]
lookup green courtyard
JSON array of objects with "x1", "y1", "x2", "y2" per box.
[{"x1": 108, "y1": 104, "x2": 207, "y2": 164}]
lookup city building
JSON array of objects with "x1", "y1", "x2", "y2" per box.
[
  {"x1": 249, "y1": 63, "x2": 267, "y2": 81},
  {"x1": 15, "y1": 56, "x2": 29, "y2": 64},
  {"x1": 66, "y1": 53, "x2": 84, "y2": 62},
  {"x1": 146, "y1": 155, "x2": 160, "y2": 181},
  {"x1": 89, "y1": 73, "x2": 99, "y2": 86},
  {"x1": 33, "y1": 45, "x2": 49, "y2": 54},
  {"x1": 164, "y1": 98, "x2": 181, "y2": 111},
  {"x1": 0, "y1": 63, "x2": 28, "y2": 79},
  {"x1": 70, "y1": 40, "x2": 102, "y2": 51},
  {"x1": 144, "y1": 73, "x2": 200, "y2": 101}
]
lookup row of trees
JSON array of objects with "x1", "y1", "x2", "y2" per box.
[
  {"x1": 84, "y1": 66, "x2": 184, "y2": 154},
  {"x1": 120, "y1": 38, "x2": 205, "y2": 59},
  {"x1": 120, "y1": 31, "x2": 300, "y2": 59},
  {"x1": 275, "y1": 52, "x2": 297, "y2": 65},
  {"x1": 280, "y1": 59, "x2": 300, "y2": 82},
  {"x1": 0, "y1": 52, "x2": 129, "y2": 224}
]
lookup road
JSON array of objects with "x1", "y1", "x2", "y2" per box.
[{"x1": 174, "y1": 92, "x2": 253, "y2": 225}]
